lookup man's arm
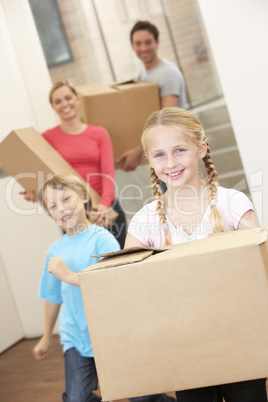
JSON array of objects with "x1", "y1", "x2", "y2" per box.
[
  {"x1": 160, "y1": 94, "x2": 179, "y2": 108},
  {"x1": 116, "y1": 144, "x2": 143, "y2": 172}
]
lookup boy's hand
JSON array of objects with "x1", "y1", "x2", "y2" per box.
[
  {"x1": 48, "y1": 257, "x2": 71, "y2": 282},
  {"x1": 33, "y1": 335, "x2": 51, "y2": 360},
  {"x1": 48, "y1": 257, "x2": 79, "y2": 286}
]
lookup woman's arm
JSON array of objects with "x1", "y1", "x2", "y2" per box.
[
  {"x1": 98, "y1": 128, "x2": 115, "y2": 207},
  {"x1": 237, "y1": 210, "x2": 260, "y2": 230}
]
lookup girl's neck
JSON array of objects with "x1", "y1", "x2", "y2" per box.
[
  {"x1": 163, "y1": 179, "x2": 208, "y2": 210},
  {"x1": 60, "y1": 118, "x2": 87, "y2": 135}
]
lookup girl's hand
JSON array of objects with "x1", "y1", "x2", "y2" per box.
[
  {"x1": 47, "y1": 257, "x2": 79, "y2": 286},
  {"x1": 19, "y1": 190, "x2": 36, "y2": 202},
  {"x1": 33, "y1": 335, "x2": 51, "y2": 360},
  {"x1": 91, "y1": 203, "x2": 112, "y2": 227}
]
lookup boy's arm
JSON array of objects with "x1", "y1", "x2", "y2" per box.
[
  {"x1": 33, "y1": 301, "x2": 61, "y2": 360},
  {"x1": 48, "y1": 257, "x2": 79, "y2": 286}
]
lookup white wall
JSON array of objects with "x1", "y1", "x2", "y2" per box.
[
  {"x1": 0, "y1": 0, "x2": 60, "y2": 350},
  {"x1": 198, "y1": 0, "x2": 268, "y2": 226}
]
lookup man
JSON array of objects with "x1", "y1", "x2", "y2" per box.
[{"x1": 117, "y1": 20, "x2": 186, "y2": 171}]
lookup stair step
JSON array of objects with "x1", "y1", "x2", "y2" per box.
[{"x1": 198, "y1": 104, "x2": 231, "y2": 129}]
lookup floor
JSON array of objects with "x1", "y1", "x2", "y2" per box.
[
  {"x1": 0, "y1": 336, "x2": 176, "y2": 402},
  {"x1": 0, "y1": 336, "x2": 65, "y2": 402},
  {"x1": 2, "y1": 337, "x2": 266, "y2": 402}
]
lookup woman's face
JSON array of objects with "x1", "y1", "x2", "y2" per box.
[{"x1": 51, "y1": 85, "x2": 80, "y2": 122}]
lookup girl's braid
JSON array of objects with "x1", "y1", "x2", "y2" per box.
[
  {"x1": 150, "y1": 167, "x2": 171, "y2": 245},
  {"x1": 203, "y1": 143, "x2": 224, "y2": 232},
  {"x1": 203, "y1": 143, "x2": 218, "y2": 201}
]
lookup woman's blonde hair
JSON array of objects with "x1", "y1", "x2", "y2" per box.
[
  {"x1": 142, "y1": 107, "x2": 224, "y2": 245},
  {"x1": 39, "y1": 174, "x2": 90, "y2": 217},
  {"x1": 49, "y1": 80, "x2": 78, "y2": 104}
]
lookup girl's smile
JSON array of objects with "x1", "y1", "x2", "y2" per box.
[{"x1": 147, "y1": 125, "x2": 207, "y2": 190}]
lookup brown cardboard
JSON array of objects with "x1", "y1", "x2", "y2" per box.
[
  {"x1": 76, "y1": 81, "x2": 160, "y2": 168},
  {"x1": 79, "y1": 228, "x2": 268, "y2": 401},
  {"x1": 0, "y1": 127, "x2": 118, "y2": 222}
]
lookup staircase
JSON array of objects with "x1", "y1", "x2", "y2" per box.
[{"x1": 192, "y1": 98, "x2": 250, "y2": 197}]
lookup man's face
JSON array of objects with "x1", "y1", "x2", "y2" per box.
[{"x1": 131, "y1": 29, "x2": 159, "y2": 66}]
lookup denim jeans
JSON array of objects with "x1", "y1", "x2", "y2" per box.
[
  {"x1": 62, "y1": 347, "x2": 101, "y2": 402},
  {"x1": 109, "y1": 199, "x2": 126, "y2": 249},
  {"x1": 175, "y1": 378, "x2": 267, "y2": 402},
  {"x1": 130, "y1": 393, "x2": 176, "y2": 402}
]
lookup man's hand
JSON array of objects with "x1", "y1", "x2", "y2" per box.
[{"x1": 116, "y1": 144, "x2": 143, "y2": 171}]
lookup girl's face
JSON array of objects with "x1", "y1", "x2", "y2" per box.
[
  {"x1": 44, "y1": 185, "x2": 88, "y2": 234},
  {"x1": 51, "y1": 85, "x2": 80, "y2": 122},
  {"x1": 146, "y1": 125, "x2": 207, "y2": 190}
]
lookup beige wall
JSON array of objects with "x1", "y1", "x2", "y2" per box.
[
  {"x1": 0, "y1": 0, "x2": 60, "y2": 350},
  {"x1": 198, "y1": 0, "x2": 268, "y2": 226}
]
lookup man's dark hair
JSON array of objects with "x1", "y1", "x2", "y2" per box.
[{"x1": 130, "y1": 20, "x2": 159, "y2": 43}]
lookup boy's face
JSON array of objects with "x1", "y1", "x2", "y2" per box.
[
  {"x1": 131, "y1": 29, "x2": 159, "y2": 66},
  {"x1": 44, "y1": 186, "x2": 88, "y2": 233}
]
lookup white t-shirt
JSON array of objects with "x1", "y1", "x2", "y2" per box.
[{"x1": 128, "y1": 187, "x2": 254, "y2": 247}]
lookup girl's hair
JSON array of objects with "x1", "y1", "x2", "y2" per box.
[
  {"x1": 49, "y1": 80, "x2": 78, "y2": 104},
  {"x1": 39, "y1": 174, "x2": 90, "y2": 217},
  {"x1": 142, "y1": 107, "x2": 224, "y2": 245}
]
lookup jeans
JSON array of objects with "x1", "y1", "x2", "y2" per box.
[
  {"x1": 62, "y1": 347, "x2": 101, "y2": 402},
  {"x1": 130, "y1": 393, "x2": 176, "y2": 402},
  {"x1": 175, "y1": 378, "x2": 267, "y2": 402},
  {"x1": 109, "y1": 199, "x2": 126, "y2": 249}
]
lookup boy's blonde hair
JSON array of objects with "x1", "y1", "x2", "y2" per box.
[
  {"x1": 142, "y1": 107, "x2": 224, "y2": 245},
  {"x1": 39, "y1": 174, "x2": 90, "y2": 215},
  {"x1": 49, "y1": 80, "x2": 78, "y2": 104}
]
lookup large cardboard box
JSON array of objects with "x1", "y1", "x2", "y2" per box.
[
  {"x1": 0, "y1": 127, "x2": 117, "y2": 221},
  {"x1": 79, "y1": 228, "x2": 268, "y2": 401},
  {"x1": 76, "y1": 81, "x2": 160, "y2": 168}
]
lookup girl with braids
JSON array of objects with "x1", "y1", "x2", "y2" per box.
[{"x1": 125, "y1": 108, "x2": 267, "y2": 401}]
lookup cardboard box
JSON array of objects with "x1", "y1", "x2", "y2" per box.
[
  {"x1": 0, "y1": 127, "x2": 118, "y2": 221},
  {"x1": 79, "y1": 228, "x2": 268, "y2": 401},
  {"x1": 76, "y1": 81, "x2": 160, "y2": 168}
]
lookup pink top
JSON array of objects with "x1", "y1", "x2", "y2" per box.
[
  {"x1": 128, "y1": 187, "x2": 254, "y2": 247},
  {"x1": 42, "y1": 125, "x2": 115, "y2": 207}
]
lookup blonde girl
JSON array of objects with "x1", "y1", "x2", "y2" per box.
[
  {"x1": 125, "y1": 108, "x2": 266, "y2": 402},
  {"x1": 33, "y1": 174, "x2": 120, "y2": 402}
]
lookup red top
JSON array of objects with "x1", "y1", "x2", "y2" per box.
[{"x1": 42, "y1": 125, "x2": 115, "y2": 207}]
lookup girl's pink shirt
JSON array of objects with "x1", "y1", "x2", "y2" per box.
[{"x1": 128, "y1": 187, "x2": 254, "y2": 247}]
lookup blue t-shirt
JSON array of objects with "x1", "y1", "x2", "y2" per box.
[{"x1": 39, "y1": 225, "x2": 120, "y2": 357}]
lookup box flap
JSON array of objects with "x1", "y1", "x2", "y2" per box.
[
  {"x1": 84, "y1": 228, "x2": 268, "y2": 273},
  {"x1": 114, "y1": 81, "x2": 157, "y2": 92},
  {"x1": 76, "y1": 83, "x2": 116, "y2": 96},
  {"x1": 81, "y1": 250, "x2": 155, "y2": 272},
  {"x1": 90, "y1": 246, "x2": 165, "y2": 259}
]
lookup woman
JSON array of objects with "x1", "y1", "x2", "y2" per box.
[{"x1": 22, "y1": 81, "x2": 126, "y2": 248}]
